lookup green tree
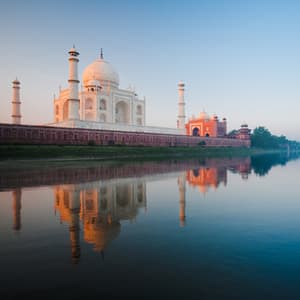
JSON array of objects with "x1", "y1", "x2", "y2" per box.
[{"x1": 250, "y1": 126, "x2": 289, "y2": 149}]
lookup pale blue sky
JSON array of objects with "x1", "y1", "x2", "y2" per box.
[{"x1": 1, "y1": 0, "x2": 300, "y2": 140}]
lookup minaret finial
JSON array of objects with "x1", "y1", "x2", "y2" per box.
[{"x1": 100, "y1": 48, "x2": 103, "y2": 59}]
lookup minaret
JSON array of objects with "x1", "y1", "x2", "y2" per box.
[
  {"x1": 178, "y1": 173, "x2": 186, "y2": 227},
  {"x1": 67, "y1": 46, "x2": 80, "y2": 120},
  {"x1": 11, "y1": 78, "x2": 21, "y2": 124},
  {"x1": 177, "y1": 81, "x2": 186, "y2": 130}
]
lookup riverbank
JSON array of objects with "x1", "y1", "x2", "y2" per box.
[{"x1": 0, "y1": 144, "x2": 283, "y2": 163}]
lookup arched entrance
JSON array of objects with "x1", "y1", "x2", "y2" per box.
[
  {"x1": 205, "y1": 133, "x2": 210, "y2": 137},
  {"x1": 192, "y1": 127, "x2": 200, "y2": 136},
  {"x1": 115, "y1": 101, "x2": 130, "y2": 124}
]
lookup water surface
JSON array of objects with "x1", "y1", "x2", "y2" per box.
[{"x1": 0, "y1": 154, "x2": 299, "y2": 299}]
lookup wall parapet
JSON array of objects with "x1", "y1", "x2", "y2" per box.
[{"x1": 0, "y1": 123, "x2": 251, "y2": 148}]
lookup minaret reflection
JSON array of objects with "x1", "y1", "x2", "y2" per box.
[
  {"x1": 177, "y1": 174, "x2": 186, "y2": 227},
  {"x1": 54, "y1": 185, "x2": 81, "y2": 264},
  {"x1": 54, "y1": 180, "x2": 146, "y2": 262},
  {"x1": 12, "y1": 188, "x2": 22, "y2": 231}
]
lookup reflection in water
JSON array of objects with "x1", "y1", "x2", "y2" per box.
[
  {"x1": 3, "y1": 153, "x2": 298, "y2": 264},
  {"x1": 54, "y1": 181, "x2": 146, "y2": 263},
  {"x1": 251, "y1": 153, "x2": 293, "y2": 176},
  {"x1": 178, "y1": 158, "x2": 251, "y2": 225},
  {"x1": 2, "y1": 153, "x2": 300, "y2": 299},
  {"x1": 12, "y1": 188, "x2": 22, "y2": 231},
  {"x1": 187, "y1": 166, "x2": 227, "y2": 194},
  {"x1": 178, "y1": 175, "x2": 186, "y2": 227}
]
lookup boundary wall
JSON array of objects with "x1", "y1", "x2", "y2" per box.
[{"x1": 0, "y1": 123, "x2": 251, "y2": 147}]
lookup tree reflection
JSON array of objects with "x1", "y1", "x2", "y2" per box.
[{"x1": 251, "y1": 153, "x2": 289, "y2": 176}]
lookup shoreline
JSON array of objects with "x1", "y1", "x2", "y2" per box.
[{"x1": 0, "y1": 145, "x2": 287, "y2": 165}]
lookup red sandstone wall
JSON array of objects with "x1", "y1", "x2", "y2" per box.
[{"x1": 0, "y1": 123, "x2": 250, "y2": 148}]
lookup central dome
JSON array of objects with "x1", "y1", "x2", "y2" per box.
[{"x1": 82, "y1": 58, "x2": 119, "y2": 87}]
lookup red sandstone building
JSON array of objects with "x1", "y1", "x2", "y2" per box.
[{"x1": 185, "y1": 111, "x2": 227, "y2": 137}]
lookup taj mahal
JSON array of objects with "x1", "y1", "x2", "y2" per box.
[
  {"x1": 49, "y1": 46, "x2": 184, "y2": 135},
  {"x1": 6, "y1": 46, "x2": 251, "y2": 146}
]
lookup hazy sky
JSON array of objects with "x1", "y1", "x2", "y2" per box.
[{"x1": 1, "y1": 0, "x2": 300, "y2": 140}]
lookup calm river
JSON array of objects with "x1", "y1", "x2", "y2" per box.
[{"x1": 0, "y1": 154, "x2": 300, "y2": 299}]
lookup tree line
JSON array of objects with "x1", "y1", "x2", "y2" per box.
[{"x1": 250, "y1": 126, "x2": 300, "y2": 150}]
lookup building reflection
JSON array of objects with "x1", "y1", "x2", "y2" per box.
[
  {"x1": 6, "y1": 157, "x2": 254, "y2": 262},
  {"x1": 185, "y1": 158, "x2": 252, "y2": 194},
  {"x1": 54, "y1": 181, "x2": 146, "y2": 263},
  {"x1": 177, "y1": 158, "x2": 252, "y2": 227},
  {"x1": 186, "y1": 167, "x2": 227, "y2": 194}
]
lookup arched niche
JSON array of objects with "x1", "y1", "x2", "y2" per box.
[
  {"x1": 136, "y1": 105, "x2": 142, "y2": 115},
  {"x1": 115, "y1": 101, "x2": 130, "y2": 124},
  {"x1": 100, "y1": 99, "x2": 107, "y2": 110},
  {"x1": 85, "y1": 98, "x2": 93, "y2": 110},
  {"x1": 99, "y1": 113, "x2": 106, "y2": 122}
]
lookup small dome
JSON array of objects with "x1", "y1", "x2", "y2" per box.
[
  {"x1": 178, "y1": 80, "x2": 185, "y2": 87},
  {"x1": 83, "y1": 58, "x2": 119, "y2": 87},
  {"x1": 68, "y1": 46, "x2": 79, "y2": 56},
  {"x1": 199, "y1": 111, "x2": 209, "y2": 120},
  {"x1": 12, "y1": 78, "x2": 20, "y2": 84}
]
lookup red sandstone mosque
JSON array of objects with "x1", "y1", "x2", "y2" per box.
[{"x1": 185, "y1": 111, "x2": 227, "y2": 137}]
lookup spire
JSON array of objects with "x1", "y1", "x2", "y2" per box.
[
  {"x1": 100, "y1": 48, "x2": 103, "y2": 59},
  {"x1": 13, "y1": 77, "x2": 20, "y2": 84}
]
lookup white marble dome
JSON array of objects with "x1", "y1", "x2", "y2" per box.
[{"x1": 82, "y1": 58, "x2": 119, "y2": 86}]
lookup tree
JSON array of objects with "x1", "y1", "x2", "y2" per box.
[
  {"x1": 250, "y1": 126, "x2": 290, "y2": 149},
  {"x1": 251, "y1": 126, "x2": 276, "y2": 148}
]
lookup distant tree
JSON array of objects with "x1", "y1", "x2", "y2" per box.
[
  {"x1": 227, "y1": 129, "x2": 238, "y2": 138},
  {"x1": 250, "y1": 126, "x2": 290, "y2": 149},
  {"x1": 277, "y1": 135, "x2": 288, "y2": 145},
  {"x1": 251, "y1": 126, "x2": 276, "y2": 148},
  {"x1": 289, "y1": 140, "x2": 300, "y2": 151}
]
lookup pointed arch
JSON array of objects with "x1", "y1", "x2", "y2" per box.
[
  {"x1": 192, "y1": 127, "x2": 200, "y2": 136},
  {"x1": 100, "y1": 99, "x2": 106, "y2": 110},
  {"x1": 115, "y1": 101, "x2": 130, "y2": 124}
]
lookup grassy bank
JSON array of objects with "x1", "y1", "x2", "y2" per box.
[{"x1": 0, "y1": 144, "x2": 282, "y2": 162}]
